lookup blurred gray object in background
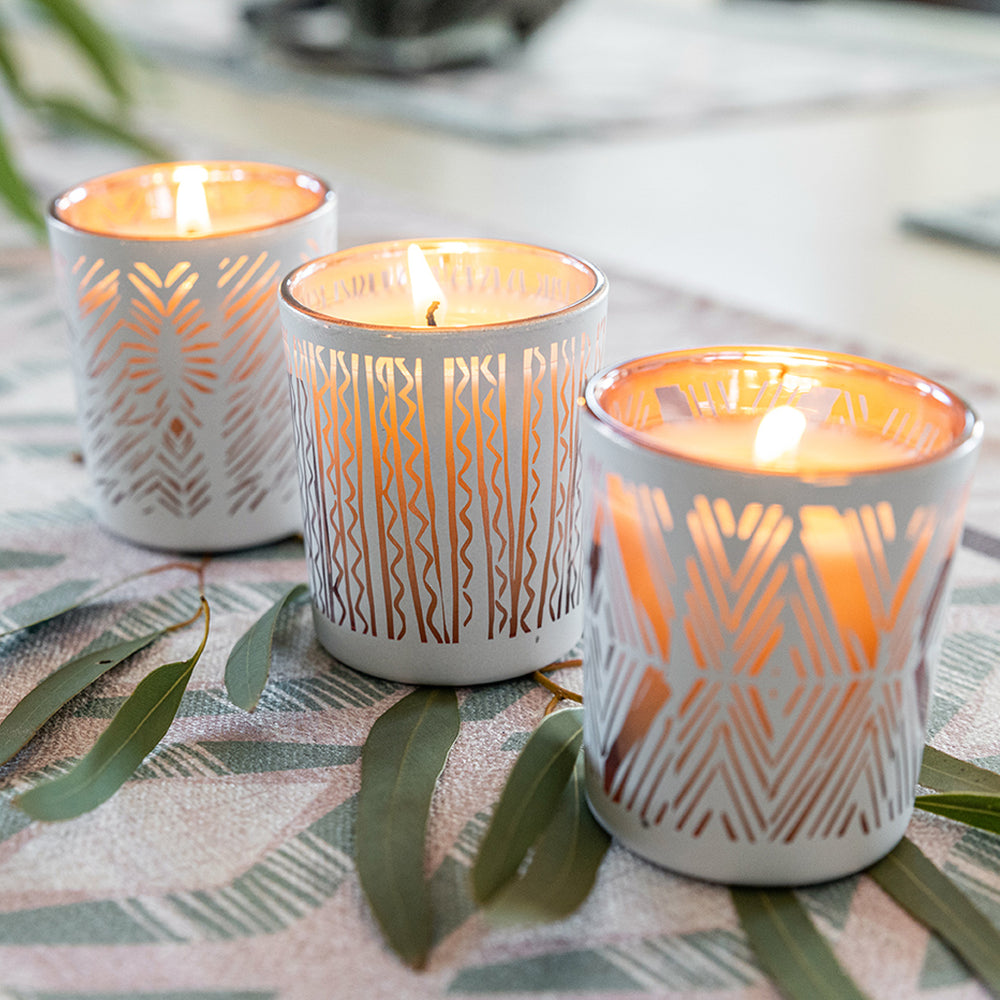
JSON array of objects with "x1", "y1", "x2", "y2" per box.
[{"x1": 243, "y1": 0, "x2": 571, "y2": 72}]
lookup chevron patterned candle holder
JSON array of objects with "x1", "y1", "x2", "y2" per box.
[
  {"x1": 48, "y1": 162, "x2": 337, "y2": 551},
  {"x1": 279, "y1": 239, "x2": 608, "y2": 684},
  {"x1": 580, "y1": 346, "x2": 982, "y2": 885}
]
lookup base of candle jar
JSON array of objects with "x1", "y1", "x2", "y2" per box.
[
  {"x1": 312, "y1": 605, "x2": 582, "y2": 686},
  {"x1": 586, "y1": 789, "x2": 912, "y2": 887},
  {"x1": 95, "y1": 502, "x2": 302, "y2": 554}
]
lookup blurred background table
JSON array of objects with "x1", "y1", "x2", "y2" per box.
[{"x1": 13, "y1": 0, "x2": 1000, "y2": 380}]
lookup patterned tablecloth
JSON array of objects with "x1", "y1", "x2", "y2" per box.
[{"x1": 3, "y1": 168, "x2": 1000, "y2": 1000}]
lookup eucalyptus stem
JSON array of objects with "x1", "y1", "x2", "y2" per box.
[
  {"x1": 84, "y1": 557, "x2": 207, "y2": 602},
  {"x1": 164, "y1": 565, "x2": 208, "y2": 632},
  {"x1": 537, "y1": 658, "x2": 583, "y2": 673},
  {"x1": 533, "y1": 657, "x2": 583, "y2": 712},
  {"x1": 142, "y1": 559, "x2": 207, "y2": 580}
]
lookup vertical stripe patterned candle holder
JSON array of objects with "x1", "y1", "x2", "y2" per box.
[
  {"x1": 279, "y1": 239, "x2": 608, "y2": 685},
  {"x1": 48, "y1": 162, "x2": 337, "y2": 551},
  {"x1": 580, "y1": 346, "x2": 982, "y2": 885}
]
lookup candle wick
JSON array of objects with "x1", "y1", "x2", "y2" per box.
[{"x1": 426, "y1": 301, "x2": 440, "y2": 327}]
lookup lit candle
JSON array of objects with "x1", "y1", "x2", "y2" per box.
[
  {"x1": 47, "y1": 161, "x2": 337, "y2": 551},
  {"x1": 173, "y1": 164, "x2": 212, "y2": 235},
  {"x1": 288, "y1": 239, "x2": 595, "y2": 328},
  {"x1": 52, "y1": 161, "x2": 331, "y2": 239},
  {"x1": 636, "y1": 407, "x2": 919, "y2": 474},
  {"x1": 279, "y1": 238, "x2": 609, "y2": 685},
  {"x1": 580, "y1": 346, "x2": 982, "y2": 886},
  {"x1": 612, "y1": 404, "x2": 922, "y2": 670},
  {"x1": 406, "y1": 241, "x2": 447, "y2": 326}
]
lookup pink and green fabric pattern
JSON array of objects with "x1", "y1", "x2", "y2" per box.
[{"x1": 4, "y1": 168, "x2": 1000, "y2": 998}]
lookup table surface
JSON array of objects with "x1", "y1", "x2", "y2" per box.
[{"x1": 6, "y1": 1, "x2": 1000, "y2": 997}]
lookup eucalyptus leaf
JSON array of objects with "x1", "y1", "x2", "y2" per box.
[
  {"x1": 471, "y1": 705, "x2": 583, "y2": 905},
  {"x1": 0, "y1": 549, "x2": 65, "y2": 570},
  {"x1": 356, "y1": 687, "x2": 460, "y2": 969},
  {"x1": 869, "y1": 836, "x2": 1000, "y2": 994},
  {"x1": 487, "y1": 751, "x2": 610, "y2": 926},
  {"x1": 0, "y1": 566, "x2": 190, "y2": 637},
  {"x1": 27, "y1": 0, "x2": 130, "y2": 103},
  {"x1": 915, "y1": 792, "x2": 1000, "y2": 835},
  {"x1": 920, "y1": 746, "x2": 1000, "y2": 795},
  {"x1": 224, "y1": 583, "x2": 308, "y2": 711},
  {"x1": 0, "y1": 577, "x2": 99, "y2": 634},
  {"x1": 16, "y1": 599, "x2": 209, "y2": 821},
  {"x1": 731, "y1": 887, "x2": 872, "y2": 1000},
  {"x1": 0, "y1": 628, "x2": 165, "y2": 765}
]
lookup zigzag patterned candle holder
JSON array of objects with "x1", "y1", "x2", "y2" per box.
[
  {"x1": 48, "y1": 162, "x2": 337, "y2": 551},
  {"x1": 580, "y1": 347, "x2": 982, "y2": 885},
  {"x1": 279, "y1": 239, "x2": 607, "y2": 684}
]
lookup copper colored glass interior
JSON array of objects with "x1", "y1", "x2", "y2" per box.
[
  {"x1": 588, "y1": 349, "x2": 976, "y2": 474},
  {"x1": 285, "y1": 239, "x2": 599, "y2": 327},
  {"x1": 52, "y1": 162, "x2": 328, "y2": 238}
]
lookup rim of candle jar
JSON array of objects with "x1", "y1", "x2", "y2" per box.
[
  {"x1": 279, "y1": 238, "x2": 607, "y2": 331},
  {"x1": 584, "y1": 345, "x2": 983, "y2": 479},
  {"x1": 47, "y1": 161, "x2": 335, "y2": 241}
]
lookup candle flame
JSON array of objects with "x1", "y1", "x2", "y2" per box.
[
  {"x1": 753, "y1": 405, "x2": 807, "y2": 466},
  {"x1": 173, "y1": 165, "x2": 211, "y2": 236},
  {"x1": 407, "y1": 243, "x2": 447, "y2": 326}
]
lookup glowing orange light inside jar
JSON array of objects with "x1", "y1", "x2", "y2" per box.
[
  {"x1": 283, "y1": 239, "x2": 599, "y2": 330},
  {"x1": 50, "y1": 161, "x2": 330, "y2": 240},
  {"x1": 588, "y1": 347, "x2": 980, "y2": 675},
  {"x1": 407, "y1": 242, "x2": 448, "y2": 327},
  {"x1": 173, "y1": 165, "x2": 211, "y2": 236},
  {"x1": 641, "y1": 406, "x2": 918, "y2": 475},
  {"x1": 753, "y1": 405, "x2": 807, "y2": 466}
]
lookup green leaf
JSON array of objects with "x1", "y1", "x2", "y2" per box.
[
  {"x1": 27, "y1": 0, "x2": 130, "y2": 104},
  {"x1": 0, "y1": 3, "x2": 167, "y2": 235},
  {"x1": 869, "y1": 837, "x2": 1000, "y2": 994},
  {"x1": 471, "y1": 706, "x2": 583, "y2": 905},
  {"x1": 915, "y1": 792, "x2": 1000, "y2": 835},
  {"x1": 31, "y1": 96, "x2": 170, "y2": 161},
  {"x1": 0, "y1": 565, "x2": 193, "y2": 637},
  {"x1": 0, "y1": 549, "x2": 65, "y2": 570},
  {"x1": 16, "y1": 600, "x2": 210, "y2": 821},
  {"x1": 920, "y1": 745, "x2": 1000, "y2": 795},
  {"x1": 0, "y1": 629, "x2": 165, "y2": 765},
  {"x1": 0, "y1": 26, "x2": 27, "y2": 100},
  {"x1": 486, "y1": 751, "x2": 610, "y2": 926},
  {"x1": 731, "y1": 887, "x2": 872, "y2": 1000},
  {"x1": 0, "y1": 578, "x2": 99, "y2": 634},
  {"x1": 224, "y1": 583, "x2": 308, "y2": 711},
  {"x1": 0, "y1": 116, "x2": 43, "y2": 235},
  {"x1": 356, "y1": 687, "x2": 460, "y2": 969}
]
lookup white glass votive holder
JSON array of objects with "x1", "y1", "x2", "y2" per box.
[
  {"x1": 48, "y1": 161, "x2": 337, "y2": 551},
  {"x1": 580, "y1": 346, "x2": 982, "y2": 885},
  {"x1": 279, "y1": 239, "x2": 608, "y2": 685}
]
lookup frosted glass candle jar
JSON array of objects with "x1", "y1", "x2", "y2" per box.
[
  {"x1": 580, "y1": 346, "x2": 981, "y2": 885},
  {"x1": 279, "y1": 239, "x2": 608, "y2": 684},
  {"x1": 48, "y1": 161, "x2": 337, "y2": 551}
]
